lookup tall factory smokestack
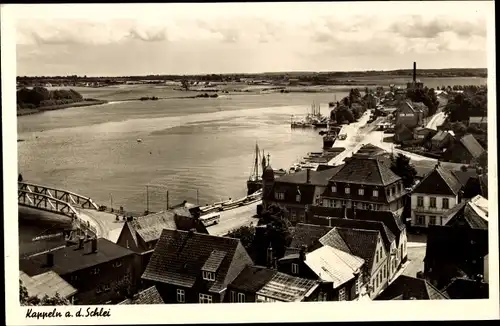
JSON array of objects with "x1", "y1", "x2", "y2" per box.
[{"x1": 413, "y1": 62, "x2": 417, "y2": 82}]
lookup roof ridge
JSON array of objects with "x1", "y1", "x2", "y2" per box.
[{"x1": 436, "y1": 165, "x2": 459, "y2": 195}]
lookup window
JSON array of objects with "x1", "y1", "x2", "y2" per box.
[
  {"x1": 430, "y1": 197, "x2": 436, "y2": 208},
  {"x1": 230, "y1": 291, "x2": 237, "y2": 302},
  {"x1": 442, "y1": 198, "x2": 449, "y2": 209},
  {"x1": 373, "y1": 190, "x2": 379, "y2": 197},
  {"x1": 371, "y1": 279, "x2": 375, "y2": 291},
  {"x1": 275, "y1": 192, "x2": 285, "y2": 200},
  {"x1": 177, "y1": 289, "x2": 185, "y2": 303},
  {"x1": 237, "y1": 293, "x2": 245, "y2": 303},
  {"x1": 91, "y1": 268, "x2": 100, "y2": 275},
  {"x1": 331, "y1": 185, "x2": 337, "y2": 193},
  {"x1": 339, "y1": 287, "x2": 346, "y2": 301},
  {"x1": 71, "y1": 275, "x2": 78, "y2": 281},
  {"x1": 383, "y1": 265, "x2": 387, "y2": 278},
  {"x1": 199, "y1": 294, "x2": 213, "y2": 304},
  {"x1": 429, "y1": 216, "x2": 436, "y2": 225},
  {"x1": 391, "y1": 187, "x2": 395, "y2": 196},
  {"x1": 113, "y1": 261, "x2": 122, "y2": 268},
  {"x1": 296, "y1": 194, "x2": 301, "y2": 202},
  {"x1": 417, "y1": 196, "x2": 424, "y2": 207},
  {"x1": 202, "y1": 271, "x2": 215, "y2": 281},
  {"x1": 291, "y1": 263, "x2": 299, "y2": 275},
  {"x1": 103, "y1": 284, "x2": 111, "y2": 292},
  {"x1": 96, "y1": 286, "x2": 102, "y2": 294},
  {"x1": 358, "y1": 188, "x2": 364, "y2": 196},
  {"x1": 416, "y1": 215, "x2": 425, "y2": 225},
  {"x1": 379, "y1": 272, "x2": 382, "y2": 284},
  {"x1": 379, "y1": 249, "x2": 383, "y2": 260},
  {"x1": 290, "y1": 210, "x2": 297, "y2": 221},
  {"x1": 318, "y1": 292, "x2": 327, "y2": 301},
  {"x1": 345, "y1": 186, "x2": 350, "y2": 194}
]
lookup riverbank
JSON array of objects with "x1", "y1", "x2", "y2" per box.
[{"x1": 17, "y1": 99, "x2": 108, "y2": 116}]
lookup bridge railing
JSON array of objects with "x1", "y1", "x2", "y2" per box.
[
  {"x1": 18, "y1": 182, "x2": 99, "y2": 210},
  {"x1": 18, "y1": 189, "x2": 79, "y2": 218}
]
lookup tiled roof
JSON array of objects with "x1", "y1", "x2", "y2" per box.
[
  {"x1": 306, "y1": 206, "x2": 398, "y2": 247},
  {"x1": 318, "y1": 227, "x2": 352, "y2": 253},
  {"x1": 129, "y1": 211, "x2": 177, "y2": 244},
  {"x1": 450, "y1": 197, "x2": 488, "y2": 230},
  {"x1": 305, "y1": 245, "x2": 364, "y2": 288},
  {"x1": 336, "y1": 228, "x2": 379, "y2": 271},
  {"x1": 288, "y1": 223, "x2": 333, "y2": 251},
  {"x1": 142, "y1": 229, "x2": 252, "y2": 293},
  {"x1": 441, "y1": 201, "x2": 467, "y2": 225},
  {"x1": 201, "y1": 250, "x2": 227, "y2": 273},
  {"x1": 413, "y1": 164, "x2": 462, "y2": 196},
  {"x1": 354, "y1": 144, "x2": 387, "y2": 157},
  {"x1": 459, "y1": 134, "x2": 485, "y2": 159},
  {"x1": 228, "y1": 265, "x2": 277, "y2": 293},
  {"x1": 256, "y1": 272, "x2": 319, "y2": 302},
  {"x1": 442, "y1": 277, "x2": 489, "y2": 299},
  {"x1": 20, "y1": 238, "x2": 135, "y2": 277},
  {"x1": 375, "y1": 275, "x2": 448, "y2": 300},
  {"x1": 20, "y1": 271, "x2": 77, "y2": 299},
  {"x1": 273, "y1": 165, "x2": 342, "y2": 186},
  {"x1": 451, "y1": 170, "x2": 478, "y2": 187},
  {"x1": 329, "y1": 156, "x2": 401, "y2": 186},
  {"x1": 118, "y1": 286, "x2": 165, "y2": 304}
]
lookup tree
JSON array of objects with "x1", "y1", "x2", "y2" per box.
[
  {"x1": 20, "y1": 280, "x2": 70, "y2": 306},
  {"x1": 257, "y1": 205, "x2": 292, "y2": 260},
  {"x1": 226, "y1": 225, "x2": 255, "y2": 251},
  {"x1": 390, "y1": 153, "x2": 417, "y2": 188},
  {"x1": 181, "y1": 79, "x2": 190, "y2": 91}
]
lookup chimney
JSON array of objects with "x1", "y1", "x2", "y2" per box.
[
  {"x1": 91, "y1": 238, "x2": 98, "y2": 253},
  {"x1": 306, "y1": 168, "x2": 311, "y2": 183},
  {"x1": 299, "y1": 245, "x2": 307, "y2": 262},
  {"x1": 46, "y1": 252, "x2": 54, "y2": 267},
  {"x1": 266, "y1": 245, "x2": 273, "y2": 268},
  {"x1": 413, "y1": 62, "x2": 416, "y2": 82}
]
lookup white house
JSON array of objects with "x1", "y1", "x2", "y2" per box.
[{"x1": 411, "y1": 163, "x2": 463, "y2": 229}]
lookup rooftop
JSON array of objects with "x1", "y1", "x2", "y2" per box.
[
  {"x1": 128, "y1": 211, "x2": 177, "y2": 244},
  {"x1": 305, "y1": 245, "x2": 364, "y2": 288},
  {"x1": 142, "y1": 229, "x2": 252, "y2": 293},
  {"x1": 118, "y1": 286, "x2": 165, "y2": 305},
  {"x1": 459, "y1": 134, "x2": 485, "y2": 159},
  {"x1": 20, "y1": 238, "x2": 135, "y2": 277},
  {"x1": 228, "y1": 265, "x2": 277, "y2": 293},
  {"x1": 442, "y1": 277, "x2": 489, "y2": 299},
  {"x1": 255, "y1": 272, "x2": 319, "y2": 302},
  {"x1": 20, "y1": 271, "x2": 77, "y2": 299},
  {"x1": 288, "y1": 223, "x2": 333, "y2": 251},
  {"x1": 413, "y1": 164, "x2": 463, "y2": 196},
  {"x1": 329, "y1": 155, "x2": 401, "y2": 186},
  {"x1": 275, "y1": 165, "x2": 342, "y2": 186}
]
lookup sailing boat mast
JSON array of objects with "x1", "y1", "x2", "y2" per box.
[{"x1": 255, "y1": 143, "x2": 259, "y2": 180}]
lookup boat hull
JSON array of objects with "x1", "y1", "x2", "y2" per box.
[{"x1": 247, "y1": 180, "x2": 262, "y2": 196}]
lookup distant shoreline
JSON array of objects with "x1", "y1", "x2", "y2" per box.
[{"x1": 17, "y1": 99, "x2": 108, "y2": 116}]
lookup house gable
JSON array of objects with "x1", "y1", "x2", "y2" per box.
[{"x1": 413, "y1": 166, "x2": 461, "y2": 196}]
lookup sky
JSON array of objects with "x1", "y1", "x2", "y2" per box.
[{"x1": 12, "y1": 2, "x2": 491, "y2": 76}]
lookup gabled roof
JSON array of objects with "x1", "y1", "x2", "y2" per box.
[
  {"x1": 264, "y1": 182, "x2": 317, "y2": 206},
  {"x1": 335, "y1": 228, "x2": 379, "y2": 271},
  {"x1": 228, "y1": 265, "x2": 277, "y2": 293},
  {"x1": 20, "y1": 271, "x2": 77, "y2": 299},
  {"x1": 432, "y1": 130, "x2": 453, "y2": 142},
  {"x1": 413, "y1": 164, "x2": 462, "y2": 196},
  {"x1": 20, "y1": 238, "x2": 135, "y2": 277},
  {"x1": 305, "y1": 245, "x2": 364, "y2": 288},
  {"x1": 256, "y1": 272, "x2": 320, "y2": 302},
  {"x1": 375, "y1": 275, "x2": 448, "y2": 300},
  {"x1": 288, "y1": 223, "x2": 333, "y2": 251},
  {"x1": 446, "y1": 196, "x2": 489, "y2": 229},
  {"x1": 272, "y1": 165, "x2": 343, "y2": 186},
  {"x1": 307, "y1": 206, "x2": 399, "y2": 247},
  {"x1": 118, "y1": 286, "x2": 165, "y2": 305},
  {"x1": 329, "y1": 156, "x2": 401, "y2": 186},
  {"x1": 129, "y1": 211, "x2": 177, "y2": 244},
  {"x1": 142, "y1": 229, "x2": 252, "y2": 293},
  {"x1": 451, "y1": 170, "x2": 478, "y2": 187},
  {"x1": 459, "y1": 134, "x2": 485, "y2": 159},
  {"x1": 442, "y1": 277, "x2": 489, "y2": 299},
  {"x1": 318, "y1": 227, "x2": 352, "y2": 253}
]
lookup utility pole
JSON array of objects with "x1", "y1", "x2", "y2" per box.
[
  {"x1": 196, "y1": 189, "x2": 199, "y2": 205},
  {"x1": 110, "y1": 193, "x2": 113, "y2": 211},
  {"x1": 166, "y1": 190, "x2": 169, "y2": 210},
  {"x1": 146, "y1": 185, "x2": 149, "y2": 213}
]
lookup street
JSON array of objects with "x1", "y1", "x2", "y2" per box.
[{"x1": 207, "y1": 201, "x2": 260, "y2": 236}]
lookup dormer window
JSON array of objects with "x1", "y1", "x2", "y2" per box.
[
  {"x1": 202, "y1": 271, "x2": 215, "y2": 281},
  {"x1": 345, "y1": 186, "x2": 350, "y2": 194},
  {"x1": 373, "y1": 190, "x2": 379, "y2": 197},
  {"x1": 358, "y1": 188, "x2": 364, "y2": 196},
  {"x1": 275, "y1": 192, "x2": 285, "y2": 200},
  {"x1": 331, "y1": 185, "x2": 337, "y2": 193}
]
